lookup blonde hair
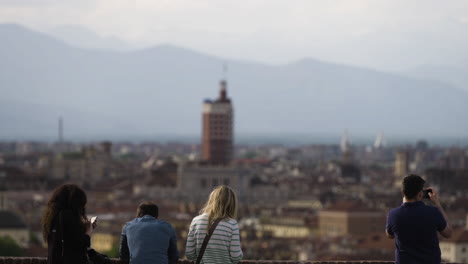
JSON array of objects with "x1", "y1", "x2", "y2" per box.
[{"x1": 200, "y1": 185, "x2": 238, "y2": 226}]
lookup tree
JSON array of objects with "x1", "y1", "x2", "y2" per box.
[{"x1": 0, "y1": 236, "x2": 24, "y2": 256}]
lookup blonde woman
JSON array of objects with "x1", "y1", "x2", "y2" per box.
[{"x1": 185, "y1": 185, "x2": 243, "y2": 264}]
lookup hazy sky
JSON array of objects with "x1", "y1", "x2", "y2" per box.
[{"x1": 1, "y1": 0, "x2": 467, "y2": 70}]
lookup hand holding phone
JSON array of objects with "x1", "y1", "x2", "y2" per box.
[
  {"x1": 90, "y1": 216, "x2": 98, "y2": 229},
  {"x1": 422, "y1": 188, "x2": 432, "y2": 199}
]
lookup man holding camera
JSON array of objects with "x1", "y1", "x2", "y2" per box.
[{"x1": 386, "y1": 174, "x2": 452, "y2": 264}]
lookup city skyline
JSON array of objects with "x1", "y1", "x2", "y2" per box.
[{"x1": 1, "y1": 131, "x2": 468, "y2": 261}]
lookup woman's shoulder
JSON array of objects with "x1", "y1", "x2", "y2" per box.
[
  {"x1": 192, "y1": 214, "x2": 208, "y2": 223},
  {"x1": 222, "y1": 217, "x2": 238, "y2": 225}
]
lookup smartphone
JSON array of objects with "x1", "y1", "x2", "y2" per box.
[
  {"x1": 90, "y1": 216, "x2": 98, "y2": 224},
  {"x1": 422, "y1": 189, "x2": 432, "y2": 199}
]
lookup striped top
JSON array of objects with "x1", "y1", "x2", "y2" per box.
[{"x1": 185, "y1": 213, "x2": 243, "y2": 264}]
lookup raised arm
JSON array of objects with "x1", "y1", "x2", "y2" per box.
[
  {"x1": 61, "y1": 210, "x2": 91, "y2": 250},
  {"x1": 429, "y1": 187, "x2": 452, "y2": 238}
]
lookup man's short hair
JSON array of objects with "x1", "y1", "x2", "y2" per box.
[
  {"x1": 136, "y1": 201, "x2": 159, "y2": 218},
  {"x1": 402, "y1": 174, "x2": 426, "y2": 199}
]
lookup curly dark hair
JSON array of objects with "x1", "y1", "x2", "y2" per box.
[{"x1": 42, "y1": 184, "x2": 88, "y2": 242}]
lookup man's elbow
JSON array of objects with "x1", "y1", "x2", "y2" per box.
[{"x1": 441, "y1": 226, "x2": 453, "y2": 239}]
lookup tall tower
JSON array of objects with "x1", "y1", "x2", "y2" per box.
[
  {"x1": 394, "y1": 149, "x2": 409, "y2": 186},
  {"x1": 201, "y1": 80, "x2": 233, "y2": 165}
]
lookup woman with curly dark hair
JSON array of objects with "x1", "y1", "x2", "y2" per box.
[{"x1": 42, "y1": 184, "x2": 96, "y2": 264}]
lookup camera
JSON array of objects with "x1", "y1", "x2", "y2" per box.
[{"x1": 422, "y1": 188, "x2": 432, "y2": 199}]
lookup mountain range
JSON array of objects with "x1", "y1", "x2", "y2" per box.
[{"x1": 1, "y1": 23, "x2": 468, "y2": 142}]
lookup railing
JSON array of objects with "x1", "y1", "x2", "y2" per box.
[{"x1": 0, "y1": 258, "x2": 464, "y2": 264}]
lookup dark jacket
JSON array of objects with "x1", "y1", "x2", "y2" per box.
[{"x1": 47, "y1": 210, "x2": 90, "y2": 264}]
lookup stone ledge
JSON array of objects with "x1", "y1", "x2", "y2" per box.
[{"x1": 0, "y1": 258, "x2": 463, "y2": 264}]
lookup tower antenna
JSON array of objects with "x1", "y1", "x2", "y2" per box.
[{"x1": 222, "y1": 62, "x2": 228, "y2": 81}]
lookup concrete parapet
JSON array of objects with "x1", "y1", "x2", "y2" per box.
[{"x1": 0, "y1": 259, "x2": 464, "y2": 264}]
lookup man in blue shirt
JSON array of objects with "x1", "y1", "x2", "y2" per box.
[
  {"x1": 386, "y1": 174, "x2": 452, "y2": 264},
  {"x1": 120, "y1": 202, "x2": 179, "y2": 264}
]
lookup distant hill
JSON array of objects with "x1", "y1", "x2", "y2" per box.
[
  {"x1": 404, "y1": 64, "x2": 468, "y2": 92},
  {"x1": 1, "y1": 23, "x2": 468, "y2": 141}
]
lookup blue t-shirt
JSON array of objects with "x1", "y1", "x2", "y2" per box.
[
  {"x1": 120, "y1": 215, "x2": 179, "y2": 264},
  {"x1": 386, "y1": 201, "x2": 447, "y2": 264}
]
